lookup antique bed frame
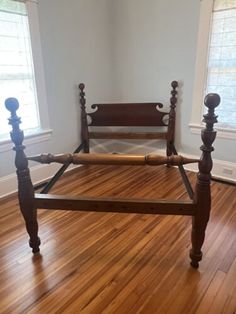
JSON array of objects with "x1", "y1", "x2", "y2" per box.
[{"x1": 5, "y1": 81, "x2": 220, "y2": 268}]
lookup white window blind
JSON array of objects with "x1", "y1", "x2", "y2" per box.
[
  {"x1": 206, "y1": 0, "x2": 236, "y2": 129},
  {"x1": 0, "y1": 0, "x2": 40, "y2": 139}
]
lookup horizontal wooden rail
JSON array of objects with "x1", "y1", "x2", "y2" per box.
[
  {"x1": 34, "y1": 194, "x2": 197, "y2": 216},
  {"x1": 28, "y1": 153, "x2": 200, "y2": 166},
  {"x1": 89, "y1": 131, "x2": 167, "y2": 140}
]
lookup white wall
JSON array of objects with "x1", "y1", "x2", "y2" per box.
[
  {"x1": 110, "y1": 0, "x2": 236, "y2": 164},
  {"x1": 0, "y1": 0, "x2": 114, "y2": 178},
  {"x1": 1, "y1": 0, "x2": 235, "y2": 195}
]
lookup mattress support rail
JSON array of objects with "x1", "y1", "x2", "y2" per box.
[{"x1": 35, "y1": 194, "x2": 197, "y2": 216}]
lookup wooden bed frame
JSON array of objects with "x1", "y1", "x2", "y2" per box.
[{"x1": 5, "y1": 81, "x2": 220, "y2": 268}]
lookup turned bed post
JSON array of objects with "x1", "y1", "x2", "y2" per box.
[
  {"x1": 5, "y1": 98, "x2": 41, "y2": 253},
  {"x1": 79, "y1": 83, "x2": 90, "y2": 153},
  {"x1": 167, "y1": 80, "x2": 178, "y2": 157},
  {"x1": 190, "y1": 93, "x2": 220, "y2": 268}
]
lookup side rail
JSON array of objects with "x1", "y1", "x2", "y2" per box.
[{"x1": 27, "y1": 152, "x2": 199, "y2": 167}]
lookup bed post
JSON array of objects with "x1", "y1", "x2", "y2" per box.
[
  {"x1": 190, "y1": 93, "x2": 220, "y2": 268},
  {"x1": 79, "y1": 83, "x2": 89, "y2": 153},
  {"x1": 167, "y1": 80, "x2": 178, "y2": 157},
  {"x1": 5, "y1": 98, "x2": 40, "y2": 253}
]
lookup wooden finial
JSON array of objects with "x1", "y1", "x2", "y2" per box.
[
  {"x1": 79, "y1": 83, "x2": 85, "y2": 91},
  {"x1": 203, "y1": 93, "x2": 220, "y2": 131},
  {"x1": 79, "y1": 83, "x2": 89, "y2": 153},
  {"x1": 5, "y1": 97, "x2": 19, "y2": 113},
  {"x1": 199, "y1": 93, "x2": 220, "y2": 158},
  {"x1": 170, "y1": 81, "x2": 178, "y2": 106},
  {"x1": 79, "y1": 83, "x2": 86, "y2": 111},
  {"x1": 5, "y1": 98, "x2": 25, "y2": 168},
  {"x1": 166, "y1": 81, "x2": 178, "y2": 157},
  {"x1": 5, "y1": 98, "x2": 21, "y2": 134}
]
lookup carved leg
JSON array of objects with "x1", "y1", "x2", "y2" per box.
[
  {"x1": 190, "y1": 181, "x2": 211, "y2": 268},
  {"x1": 18, "y1": 170, "x2": 41, "y2": 253}
]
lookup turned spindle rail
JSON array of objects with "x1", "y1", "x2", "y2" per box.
[
  {"x1": 5, "y1": 83, "x2": 220, "y2": 268},
  {"x1": 27, "y1": 153, "x2": 200, "y2": 166}
]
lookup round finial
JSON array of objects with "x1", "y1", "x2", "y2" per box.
[
  {"x1": 204, "y1": 93, "x2": 220, "y2": 109},
  {"x1": 5, "y1": 98, "x2": 19, "y2": 113},
  {"x1": 79, "y1": 83, "x2": 85, "y2": 91},
  {"x1": 171, "y1": 81, "x2": 178, "y2": 89}
]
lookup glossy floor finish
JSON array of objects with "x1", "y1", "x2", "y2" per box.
[{"x1": 0, "y1": 165, "x2": 235, "y2": 313}]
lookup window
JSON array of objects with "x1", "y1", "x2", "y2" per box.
[
  {"x1": 0, "y1": 0, "x2": 51, "y2": 151},
  {"x1": 190, "y1": 0, "x2": 236, "y2": 138}
]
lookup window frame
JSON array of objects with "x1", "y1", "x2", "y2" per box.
[
  {"x1": 0, "y1": 0, "x2": 52, "y2": 152},
  {"x1": 189, "y1": 0, "x2": 236, "y2": 140}
]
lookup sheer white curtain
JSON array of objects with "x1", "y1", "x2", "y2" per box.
[
  {"x1": 0, "y1": 0, "x2": 39, "y2": 139},
  {"x1": 206, "y1": 0, "x2": 236, "y2": 129}
]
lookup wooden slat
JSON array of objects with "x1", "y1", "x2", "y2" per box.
[
  {"x1": 34, "y1": 193, "x2": 196, "y2": 216},
  {"x1": 88, "y1": 103, "x2": 168, "y2": 126},
  {"x1": 89, "y1": 131, "x2": 168, "y2": 140}
]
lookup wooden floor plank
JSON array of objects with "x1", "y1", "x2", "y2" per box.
[{"x1": 0, "y1": 165, "x2": 235, "y2": 314}]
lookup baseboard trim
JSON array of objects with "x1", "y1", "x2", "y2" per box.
[
  {"x1": 0, "y1": 163, "x2": 79, "y2": 199},
  {"x1": 183, "y1": 156, "x2": 236, "y2": 184}
]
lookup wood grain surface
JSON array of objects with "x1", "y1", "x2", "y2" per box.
[{"x1": 0, "y1": 165, "x2": 235, "y2": 313}]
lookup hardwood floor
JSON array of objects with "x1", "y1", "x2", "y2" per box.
[{"x1": 0, "y1": 165, "x2": 235, "y2": 313}]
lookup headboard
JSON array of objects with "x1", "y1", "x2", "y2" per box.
[
  {"x1": 79, "y1": 81, "x2": 178, "y2": 154},
  {"x1": 87, "y1": 103, "x2": 166, "y2": 126}
]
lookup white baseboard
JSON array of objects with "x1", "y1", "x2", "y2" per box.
[
  {"x1": 0, "y1": 163, "x2": 79, "y2": 199},
  {"x1": 183, "y1": 154, "x2": 236, "y2": 184},
  {"x1": 1, "y1": 145, "x2": 235, "y2": 198}
]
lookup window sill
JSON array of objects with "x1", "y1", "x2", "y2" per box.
[
  {"x1": 189, "y1": 123, "x2": 236, "y2": 140},
  {"x1": 0, "y1": 129, "x2": 53, "y2": 153}
]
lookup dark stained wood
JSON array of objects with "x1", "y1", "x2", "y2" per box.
[
  {"x1": 89, "y1": 131, "x2": 168, "y2": 140},
  {"x1": 88, "y1": 102, "x2": 167, "y2": 126},
  {"x1": 28, "y1": 152, "x2": 199, "y2": 167},
  {"x1": 190, "y1": 93, "x2": 221, "y2": 268},
  {"x1": 34, "y1": 193, "x2": 196, "y2": 215},
  {"x1": 79, "y1": 83, "x2": 89, "y2": 153},
  {"x1": 167, "y1": 80, "x2": 178, "y2": 157},
  {"x1": 5, "y1": 90, "x2": 221, "y2": 269},
  {"x1": 4, "y1": 98, "x2": 41, "y2": 253}
]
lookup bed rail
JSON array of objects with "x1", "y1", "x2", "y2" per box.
[{"x1": 27, "y1": 152, "x2": 199, "y2": 166}]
